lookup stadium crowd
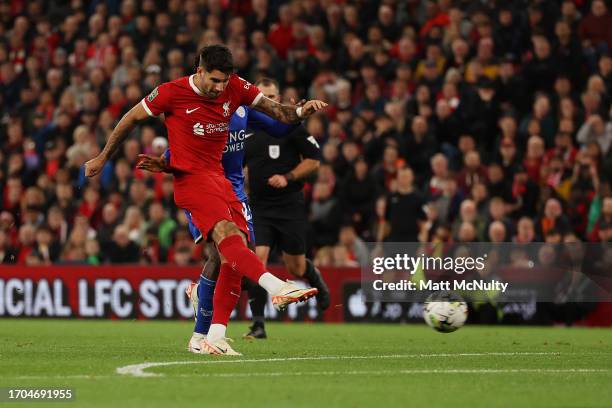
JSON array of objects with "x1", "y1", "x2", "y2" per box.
[{"x1": 1, "y1": 0, "x2": 612, "y2": 267}]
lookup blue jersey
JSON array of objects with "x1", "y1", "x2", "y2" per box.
[
  {"x1": 220, "y1": 106, "x2": 296, "y2": 201},
  {"x1": 165, "y1": 106, "x2": 296, "y2": 200}
]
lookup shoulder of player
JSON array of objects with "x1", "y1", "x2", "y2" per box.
[
  {"x1": 149, "y1": 77, "x2": 188, "y2": 96},
  {"x1": 168, "y1": 75, "x2": 195, "y2": 91},
  {"x1": 229, "y1": 73, "x2": 244, "y2": 83},
  {"x1": 228, "y1": 74, "x2": 255, "y2": 90}
]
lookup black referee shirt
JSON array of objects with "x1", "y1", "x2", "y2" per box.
[{"x1": 245, "y1": 124, "x2": 321, "y2": 217}]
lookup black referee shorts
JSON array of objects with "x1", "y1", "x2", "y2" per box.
[{"x1": 253, "y1": 213, "x2": 306, "y2": 255}]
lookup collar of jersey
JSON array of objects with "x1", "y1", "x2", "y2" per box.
[{"x1": 189, "y1": 75, "x2": 204, "y2": 96}]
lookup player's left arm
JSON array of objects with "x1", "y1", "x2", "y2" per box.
[
  {"x1": 136, "y1": 149, "x2": 172, "y2": 173},
  {"x1": 253, "y1": 96, "x2": 327, "y2": 124},
  {"x1": 268, "y1": 126, "x2": 321, "y2": 188}
]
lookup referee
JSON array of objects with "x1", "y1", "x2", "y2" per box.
[{"x1": 243, "y1": 78, "x2": 330, "y2": 338}]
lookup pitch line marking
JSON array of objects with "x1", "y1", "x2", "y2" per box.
[
  {"x1": 173, "y1": 368, "x2": 611, "y2": 378},
  {"x1": 9, "y1": 368, "x2": 609, "y2": 380},
  {"x1": 116, "y1": 352, "x2": 561, "y2": 378}
]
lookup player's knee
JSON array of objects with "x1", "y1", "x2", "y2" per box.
[{"x1": 212, "y1": 220, "x2": 246, "y2": 245}]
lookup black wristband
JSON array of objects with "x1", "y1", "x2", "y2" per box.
[{"x1": 284, "y1": 172, "x2": 295, "y2": 182}]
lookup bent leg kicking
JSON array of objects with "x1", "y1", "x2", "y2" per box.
[{"x1": 200, "y1": 220, "x2": 318, "y2": 355}]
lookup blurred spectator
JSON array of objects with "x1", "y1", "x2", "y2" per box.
[
  {"x1": 384, "y1": 167, "x2": 426, "y2": 242},
  {"x1": 85, "y1": 238, "x2": 102, "y2": 265},
  {"x1": 327, "y1": 244, "x2": 357, "y2": 267},
  {"x1": 577, "y1": 114, "x2": 612, "y2": 154},
  {"x1": 514, "y1": 216, "x2": 538, "y2": 243},
  {"x1": 30, "y1": 224, "x2": 61, "y2": 264},
  {"x1": 17, "y1": 224, "x2": 36, "y2": 264},
  {"x1": 166, "y1": 226, "x2": 197, "y2": 265},
  {"x1": 488, "y1": 220, "x2": 508, "y2": 242},
  {"x1": 105, "y1": 224, "x2": 141, "y2": 264},
  {"x1": 425, "y1": 153, "x2": 449, "y2": 199},
  {"x1": 98, "y1": 203, "x2": 120, "y2": 250},
  {"x1": 309, "y1": 180, "x2": 341, "y2": 247},
  {"x1": 456, "y1": 150, "x2": 487, "y2": 195},
  {"x1": 590, "y1": 196, "x2": 612, "y2": 242},
  {"x1": 452, "y1": 199, "x2": 485, "y2": 241},
  {"x1": 457, "y1": 221, "x2": 477, "y2": 243},
  {"x1": 405, "y1": 115, "x2": 437, "y2": 181},
  {"x1": 538, "y1": 198, "x2": 572, "y2": 238},
  {"x1": 147, "y1": 201, "x2": 177, "y2": 249},
  {"x1": 372, "y1": 145, "x2": 402, "y2": 192},
  {"x1": 338, "y1": 224, "x2": 369, "y2": 267},
  {"x1": 485, "y1": 197, "x2": 514, "y2": 239},
  {"x1": 577, "y1": 0, "x2": 612, "y2": 52},
  {"x1": 430, "y1": 177, "x2": 462, "y2": 223},
  {"x1": 0, "y1": 229, "x2": 17, "y2": 263},
  {"x1": 123, "y1": 205, "x2": 145, "y2": 245},
  {"x1": 340, "y1": 157, "x2": 378, "y2": 236}
]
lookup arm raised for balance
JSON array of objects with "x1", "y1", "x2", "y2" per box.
[
  {"x1": 84, "y1": 102, "x2": 150, "y2": 177},
  {"x1": 253, "y1": 96, "x2": 327, "y2": 124}
]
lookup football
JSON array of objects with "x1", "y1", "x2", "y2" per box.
[{"x1": 423, "y1": 291, "x2": 468, "y2": 333}]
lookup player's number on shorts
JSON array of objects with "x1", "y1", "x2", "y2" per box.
[{"x1": 242, "y1": 202, "x2": 252, "y2": 221}]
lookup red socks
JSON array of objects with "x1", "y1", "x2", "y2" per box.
[
  {"x1": 211, "y1": 235, "x2": 268, "y2": 327},
  {"x1": 211, "y1": 263, "x2": 242, "y2": 326},
  {"x1": 217, "y1": 234, "x2": 266, "y2": 282}
]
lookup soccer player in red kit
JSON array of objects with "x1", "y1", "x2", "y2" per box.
[{"x1": 85, "y1": 45, "x2": 327, "y2": 355}]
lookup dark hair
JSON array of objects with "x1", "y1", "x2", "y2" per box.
[
  {"x1": 198, "y1": 45, "x2": 234, "y2": 74},
  {"x1": 255, "y1": 77, "x2": 279, "y2": 89}
]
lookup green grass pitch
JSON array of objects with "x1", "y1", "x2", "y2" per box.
[{"x1": 1, "y1": 320, "x2": 611, "y2": 407}]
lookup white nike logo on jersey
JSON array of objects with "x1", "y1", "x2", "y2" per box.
[
  {"x1": 186, "y1": 107, "x2": 200, "y2": 114},
  {"x1": 245, "y1": 133, "x2": 254, "y2": 139}
]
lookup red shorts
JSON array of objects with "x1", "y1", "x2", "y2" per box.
[{"x1": 174, "y1": 173, "x2": 250, "y2": 242}]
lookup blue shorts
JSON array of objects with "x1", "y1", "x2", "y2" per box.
[{"x1": 184, "y1": 199, "x2": 254, "y2": 244}]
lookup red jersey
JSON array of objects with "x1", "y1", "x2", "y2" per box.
[{"x1": 141, "y1": 74, "x2": 262, "y2": 177}]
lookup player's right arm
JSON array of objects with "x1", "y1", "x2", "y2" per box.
[
  {"x1": 84, "y1": 102, "x2": 150, "y2": 177},
  {"x1": 85, "y1": 84, "x2": 172, "y2": 178}
]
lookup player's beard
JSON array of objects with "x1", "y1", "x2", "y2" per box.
[
  {"x1": 204, "y1": 89, "x2": 220, "y2": 98},
  {"x1": 195, "y1": 73, "x2": 218, "y2": 98}
]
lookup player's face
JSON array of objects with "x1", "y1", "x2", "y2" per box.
[
  {"x1": 258, "y1": 84, "x2": 281, "y2": 102},
  {"x1": 197, "y1": 67, "x2": 230, "y2": 98}
]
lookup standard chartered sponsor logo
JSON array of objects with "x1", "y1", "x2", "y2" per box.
[
  {"x1": 193, "y1": 122, "x2": 229, "y2": 136},
  {"x1": 205, "y1": 122, "x2": 229, "y2": 134},
  {"x1": 193, "y1": 122, "x2": 204, "y2": 136}
]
